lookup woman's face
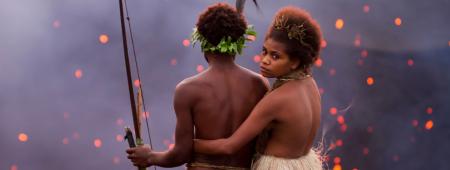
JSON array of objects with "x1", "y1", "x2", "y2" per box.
[{"x1": 259, "y1": 38, "x2": 299, "y2": 78}]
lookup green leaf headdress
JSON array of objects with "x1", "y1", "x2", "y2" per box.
[{"x1": 191, "y1": 25, "x2": 257, "y2": 55}]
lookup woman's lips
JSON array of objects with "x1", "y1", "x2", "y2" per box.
[{"x1": 260, "y1": 67, "x2": 270, "y2": 74}]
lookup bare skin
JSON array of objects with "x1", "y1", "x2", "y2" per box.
[
  {"x1": 127, "y1": 52, "x2": 269, "y2": 169},
  {"x1": 194, "y1": 38, "x2": 321, "y2": 159}
]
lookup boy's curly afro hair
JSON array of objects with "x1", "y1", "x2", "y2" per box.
[{"x1": 196, "y1": 3, "x2": 247, "y2": 46}]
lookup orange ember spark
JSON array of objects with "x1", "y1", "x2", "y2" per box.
[
  {"x1": 336, "y1": 139, "x2": 343, "y2": 147},
  {"x1": 412, "y1": 119, "x2": 419, "y2": 127},
  {"x1": 329, "y1": 107, "x2": 338, "y2": 116},
  {"x1": 407, "y1": 59, "x2": 414, "y2": 66},
  {"x1": 53, "y1": 20, "x2": 61, "y2": 29},
  {"x1": 335, "y1": 19, "x2": 344, "y2": 30},
  {"x1": 94, "y1": 138, "x2": 102, "y2": 148},
  {"x1": 426, "y1": 107, "x2": 433, "y2": 114},
  {"x1": 134, "y1": 79, "x2": 140, "y2": 87},
  {"x1": 169, "y1": 143, "x2": 175, "y2": 149},
  {"x1": 361, "y1": 50, "x2": 368, "y2": 58},
  {"x1": 395, "y1": 18, "x2": 402, "y2": 26},
  {"x1": 363, "y1": 147, "x2": 369, "y2": 155},
  {"x1": 366, "y1": 77, "x2": 374, "y2": 86},
  {"x1": 333, "y1": 164, "x2": 342, "y2": 170},
  {"x1": 253, "y1": 55, "x2": 261, "y2": 63},
  {"x1": 18, "y1": 133, "x2": 28, "y2": 142},
  {"x1": 170, "y1": 58, "x2": 177, "y2": 66},
  {"x1": 333, "y1": 157, "x2": 341, "y2": 164},
  {"x1": 63, "y1": 137, "x2": 69, "y2": 145},
  {"x1": 183, "y1": 39, "x2": 190, "y2": 47},
  {"x1": 113, "y1": 156, "x2": 120, "y2": 165},
  {"x1": 340, "y1": 124, "x2": 347, "y2": 132},
  {"x1": 99, "y1": 34, "x2": 109, "y2": 44},
  {"x1": 367, "y1": 126, "x2": 374, "y2": 133},
  {"x1": 315, "y1": 58, "x2": 323, "y2": 67},
  {"x1": 319, "y1": 88, "x2": 325, "y2": 95},
  {"x1": 196, "y1": 65, "x2": 204, "y2": 73},
  {"x1": 116, "y1": 134, "x2": 123, "y2": 142},
  {"x1": 337, "y1": 115, "x2": 345, "y2": 125},
  {"x1": 357, "y1": 59, "x2": 364, "y2": 66},
  {"x1": 321, "y1": 40, "x2": 327, "y2": 48},
  {"x1": 74, "y1": 69, "x2": 83, "y2": 79},
  {"x1": 72, "y1": 132, "x2": 80, "y2": 140},
  {"x1": 63, "y1": 112, "x2": 70, "y2": 119},
  {"x1": 425, "y1": 120, "x2": 434, "y2": 130},
  {"x1": 329, "y1": 68, "x2": 336, "y2": 76},
  {"x1": 363, "y1": 5, "x2": 370, "y2": 13},
  {"x1": 142, "y1": 111, "x2": 150, "y2": 119},
  {"x1": 354, "y1": 34, "x2": 361, "y2": 47},
  {"x1": 10, "y1": 165, "x2": 18, "y2": 170}
]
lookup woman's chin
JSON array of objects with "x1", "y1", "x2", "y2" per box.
[{"x1": 260, "y1": 72, "x2": 274, "y2": 78}]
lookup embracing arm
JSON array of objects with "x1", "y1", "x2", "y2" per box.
[
  {"x1": 148, "y1": 82, "x2": 195, "y2": 167},
  {"x1": 194, "y1": 94, "x2": 277, "y2": 155}
]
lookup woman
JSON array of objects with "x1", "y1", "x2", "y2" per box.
[{"x1": 194, "y1": 6, "x2": 323, "y2": 170}]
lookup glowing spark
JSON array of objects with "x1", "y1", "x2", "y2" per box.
[
  {"x1": 18, "y1": 133, "x2": 28, "y2": 142},
  {"x1": 182, "y1": 39, "x2": 190, "y2": 47},
  {"x1": 53, "y1": 20, "x2": 61, "y2": 29},
  {"x1": 116, "y1": 134, "x2": 123, "y2": 142},
  {"x1": 335, "y1": 19, "x2": 344, "y2": 30},
  {"x1": 395, "y1": 18, "x2": 402, "y2": 26},
  {"x1": 333, "y1": 164, "x2": 342, "y2": 170},
  {"x1": 329, "y1": 107, "x2": 338, "y2": 116},
  {"x1": 74, "y1": 69, "x2": 83, "y2": 79},
  {"x1": 134, "y1": 79, "x2": 140, "y2": 87},
  {"x1": 99, "y1": 34, "x2": 109, "y2": 44},
  {"x1": 253, "y1": 55, "x2": 261, "y2": 63},
  {"x1": 319, "y1": 88, "x2": 325, "y2": 95},
  {"x1": 366, "y1": 76, "x2": 374, "y2": 86},
  {"x1": 407, "y1": 59, "x2": 414, "y2": 66},
  {"x1": 333, "y1": 157, "x2": 341, "y2": 164},
  {"x1": 142, "y1": 111, "x2": 150, "y2": 119},
  {"x1": 340, "y1": 124, "x2": 347, "y2": 132},
  {"x1": 425, "y1": 120, "x2": 434, "y2": 130},
  {"x1": 315, "y1": 58, "x2": 323, "y2": 67},
  {"x1": 113, "y1": 156, "x2": 120, "y2": 165},
  {"x1": 361, "y1": 50, "x2": 368, "y2": 58},
  {"x1": 337, "y1": 115, "x2": 345, "y2": 125},
  {"x1": 393, "y1": 155, "x2": 400, "y2": 161},
  {"x1": 448, "y1": 41, "x2": 450, "y2": 47},
  {"x1": 354, "y1": 34, "x2": 361, "y2": 47},
  {"x1": 10, "y1": 165, "x2": 18, "y2": 170},
  {"x1": 62, "y1": 137, "x2": 69, "y2": 145},
  {"x1": 357, "y1": 59, "x2": 364, "y2": 66},
  {"x1": 329, "y1": 68, "x2": 336, "y2": 76},
  {"x1": 72, "y1": 132, "x2": 80, "y2": 140},
  {"x1": 196, "y1": 65, "x2": 204, "y2": 73},
  {"x1": 63, "y1": 112, "x2": 70, "y2": 119},
  {"x1": 170, "y1": 58, "x2": 177, "y2": 66},
  {"x1": 426, "y1": 107, "x2": 433, "y2": 114},
  {"x1": 412, "y1": 119, "x2": 419, "y2": 127},
  {"x1": 367, "y1": 126, "x2": 374, "y2": 133},
  {"x1": 321, "y1": 40, "x2": 327, "y2": 48},
  {"x1": 336, "y1": 139, "x2": 343, "y2": 147},
  {"x1": 169, "y1": 143, "x2": 175, "y2": 149},
  {"x1": 94, "y1": 138, "x2": 102, "y2": 148},
  {"x1": 363, "y1": 147, "x2": 369, "y2": 155},
  {"x1": 116, "y1": 118, "x2": 124, "y2": 126},
  {"x1": 363, "y1": 5, "x2": 370, "y2": 13}
]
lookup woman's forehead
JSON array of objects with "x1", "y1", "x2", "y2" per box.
[{"x1": 264, "y1": 38, "x2": 287, "y2": 53}]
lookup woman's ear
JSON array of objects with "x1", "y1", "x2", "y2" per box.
[{"x1": 290, "y1": 58, "x2": 300, "y2": 70}]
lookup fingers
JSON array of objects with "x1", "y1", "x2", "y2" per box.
[{"x1": 126, "y1": 148, "x2": 135, "y2": 154}]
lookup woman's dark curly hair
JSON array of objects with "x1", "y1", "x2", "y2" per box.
[
  {"x1": 196, "y1": 3, "x2": 247, "y2": 46},
  {"x1": 265, "y1": 7, "x2": 322, "y2": 71}
]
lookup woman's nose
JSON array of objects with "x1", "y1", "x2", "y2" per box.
[{"x1": 261, "y1": 55, "x2": 270, "y2": 65}]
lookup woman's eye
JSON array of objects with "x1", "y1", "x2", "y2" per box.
[
  {"x1": 261, "y1": 49, "x2": 267, "y2": 55},
  {"x1": 271, "y1": 55, "x2": 279, "y2": 60}
]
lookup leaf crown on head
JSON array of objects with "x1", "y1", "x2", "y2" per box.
[
  {"x1": 191, "y1": 25, "x2": 256, "y2": 55},
  {"x1": 273, "y1": 15, "x2": 308, "y2": 46}
]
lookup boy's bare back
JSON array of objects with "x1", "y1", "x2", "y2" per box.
[{"x1": 182, "y1": 64, "x2": 268, "y2": 168}]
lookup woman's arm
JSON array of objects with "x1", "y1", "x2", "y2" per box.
[{"x1": 195, "y1": 93, "x2": 281, "y2": 155}]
